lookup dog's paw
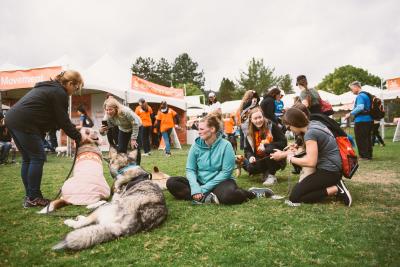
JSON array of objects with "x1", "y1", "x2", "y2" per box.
[
  {"x1": 37, "y1": 204, "x2": 54, "y2": 214},
  {"x1": 76, "y1": 215, "x2": 86, "y2": 221},
  {"x1": 86, "y1": 200, "x2": 107, "y2": 209},
  {"x1": 64, "y1": 219, "x2": 77, "y2": 228}
]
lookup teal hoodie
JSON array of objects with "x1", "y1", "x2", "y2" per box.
[{"x1": 186, "y1": 134, "x2": 235, "y2": 195}]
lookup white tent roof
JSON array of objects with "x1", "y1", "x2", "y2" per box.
[
  {"x1": 0, "y1": 63, "x2": 25, "y2": 71},
  {"x1": 221, "y1": 100, "x2": 241, "y2": 114}
]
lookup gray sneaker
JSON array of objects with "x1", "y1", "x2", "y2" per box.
[
  {"x1": 203, "y1": 192, "x2": 220, "y2": 204},
  {"x1": 248, "y1": 187, "x2": 274, "y2": 198},
  {"x1": 263, "y1": 174, "x2": 277, "y2": 186}
]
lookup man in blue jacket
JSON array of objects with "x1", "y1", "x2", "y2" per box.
[{"x1": 344, "y1": 81, "x2": 373, "y2": 160}]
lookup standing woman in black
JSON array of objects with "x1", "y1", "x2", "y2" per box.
[
  {"x1": 5, "y1": 70, "x2": 85, "y2": 208},
  {"x1": 260, "y1": 87, "x2": 281, "y2": 124}
]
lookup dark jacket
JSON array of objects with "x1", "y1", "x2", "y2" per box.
[
  {"x1": 260, "y1": 96, "x2": 278, "y2": 123},
  {"x1": 0, "y1": 125, "x2": 11, "y2": 142},
  {"x1": 244, "y1": 121, "x2": 287, "y2": 159},
  {"x1": 5, "y1": 81, "x2": 81, "y2": 142}
]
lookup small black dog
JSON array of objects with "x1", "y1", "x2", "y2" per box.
[{"x1": 227, "y1": 134, "x2": 237, "y2": 153}]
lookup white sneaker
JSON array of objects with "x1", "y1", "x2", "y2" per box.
[
  {"x1": 142, "y1": 153, "x2": 149, "y2": 157},
  {"x1": 263, "y1": 175, "x2": 277, "y2": 186}
]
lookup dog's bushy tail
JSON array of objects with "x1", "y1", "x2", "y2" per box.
[{"x1": 52, "y1": 225, "x2": 118, "y2": 251}]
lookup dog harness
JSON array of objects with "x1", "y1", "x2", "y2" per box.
[{"x1": 117, "y1": 163, "x2": 138, "y2": 175}]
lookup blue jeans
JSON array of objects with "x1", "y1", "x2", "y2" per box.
[
  {"x1": 0, "y1": 141, "x2": 12, "y2": 162},
  {"x1": 161, "y1": 128, "x2": 172, "y2": 154},
  {"x1": 8, "y1": 129, "x2": 46, "y2": 199}
]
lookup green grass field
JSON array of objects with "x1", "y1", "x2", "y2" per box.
[{"x1": 0, "y1": 129, "x2": 399, "y2": 266}]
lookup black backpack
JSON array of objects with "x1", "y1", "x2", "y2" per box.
[{"x1": 359, "y1": 91, "x2": 385, "y2": 120}]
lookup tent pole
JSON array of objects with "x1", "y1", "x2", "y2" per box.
[{"x1": 381, "y1": 78, "x2": 385, "y2": 139}]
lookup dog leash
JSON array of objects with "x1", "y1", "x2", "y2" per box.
[{"x1": 43, "y1": 142, "x2": 80, "y2": 215}]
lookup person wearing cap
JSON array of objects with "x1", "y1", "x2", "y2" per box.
[
  {"x1": 344, "y1": 81, "x2": 373, "y2": 160},
  {"x1": 207, "y1": 92, "x2": 222, "y2": 114},
  {"x1": 296, "y1": 75, "x2": 322, "y2": 114},
  {"x1": 135, "y1": 98, "x2": 153, "y2": 156},
  {"x1": 5, "y1": 70, "x2": 86, "y2": 208},
  {"x1": 155, "y1": 101, "x2": 179, "y2": 157}
]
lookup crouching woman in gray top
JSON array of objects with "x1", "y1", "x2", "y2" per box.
[
  {"x1": 270, "y1": 107, "x2": 352, "y2": 206},
  {"x1": 100, "y1": 98, "x2": 142, "y2": 162}
]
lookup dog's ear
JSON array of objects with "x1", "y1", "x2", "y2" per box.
[
  {"x1": 109, "y1": 146, "x2": 117, "y2": 159},
  {"x1": 127, "y1": 149, "x2": 138, "y2": 163}
]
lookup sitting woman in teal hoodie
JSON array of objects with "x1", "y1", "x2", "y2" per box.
[{"x1": 166, "y1": 113, "x2": 273, "y2": 204}]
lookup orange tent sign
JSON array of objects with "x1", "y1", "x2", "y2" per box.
[
  {"x1": 131, "y1": 75, "x2": 184, "y2": 99},
  {"x1": 0, "y1": 66, "x2": 62, "y2": 91},
  {"x1": 387, "y1": 77, "x2": 400, "y2": 90}
]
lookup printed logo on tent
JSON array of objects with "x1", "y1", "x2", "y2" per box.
[{"x1": 0, "y1": 66, "x2": 62, "y2": 90}]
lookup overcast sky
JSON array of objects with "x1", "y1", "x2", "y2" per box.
[{"x1": 1, "y1": 0, "x2": 399, "y2": 91}]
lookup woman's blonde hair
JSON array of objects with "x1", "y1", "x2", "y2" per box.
[
  {"x1": 200, "y1": 112, "x2": 223, "y2": 133},
  {"x1": 104, "y1": 97, "x2": 124, "y2": 116},
  {"x1": 53, "y1": 70, "x2": 84, "y2": 91},
  {"x1": 247, "y1": 107, "x2": 269, "y2": 140},
  {"x1": 239, "y1": 90, "x2": 255, "y2": 112}
]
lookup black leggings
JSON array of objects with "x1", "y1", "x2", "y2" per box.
[
  {"x1": 289, "y1": 169, "x2": 341, "y2": 203},
  {"x1": 244, "y1": 156, "x2": 283, "y2": 175},
  {"x1": 371, "y1": 123, "x2": 385, "y2": 146},
  {"x1": 166, "y1": 177, "x2": 255, "y2": 205}
]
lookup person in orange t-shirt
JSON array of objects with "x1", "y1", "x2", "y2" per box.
[
  {"x1": 155, "y1": 101, "x2": 179, "y2": 156},
  {"x1": 135, "y1": 98, "x2": 153, "y2": 155},
  {"x1": 223, "y1": 113, "x2": 237, "y2": 152}
]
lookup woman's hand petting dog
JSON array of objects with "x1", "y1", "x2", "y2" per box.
[
  {"x1": 192, "y1": 193, "x2": 203, "y2": 201},
  {"x1": 249, "y1": 156, "x2": 256, "y2": 164},
  {"x1": 270, "y1": 149, "x2": 289, "y2": 161}
]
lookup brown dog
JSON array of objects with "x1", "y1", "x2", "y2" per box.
[
  {"x1": 235, "y1": 155, "x2": 245, "y2": 178},
  {"x1": 38, "y1": 128, "x2": 110, "y2": 214},
  {"x1": 151, "y1": 166, "x2": 170, "y2": 190}
]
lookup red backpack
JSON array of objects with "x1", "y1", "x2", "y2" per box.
[
  {"x1": 311, "y1": 119, "x2": 359, "y2": 179},
  {"x1": 336, "y1": 136, "x2": 358, "y2": 179}
]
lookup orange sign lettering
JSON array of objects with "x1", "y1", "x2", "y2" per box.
[
  {"x1": 0, "y1": 66, "x2": 62, "y2": 90},
  {"x1": 131, "y1": 75, "x2": 184, "y2": 99}
]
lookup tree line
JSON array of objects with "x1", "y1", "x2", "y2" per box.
[{"x1": 131, "y1": 53, "x2": 382, "y2": 102}]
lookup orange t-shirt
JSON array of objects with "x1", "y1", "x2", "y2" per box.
[
  {"x1": 156, "y1": 108, "x2": 177, "y2": 133},
  {"x1": 223, "y1": 118, "x2": 235, "y2": 134},
  {"x1": 135, "y1": 106, "x2": 153, "y2": 127},
  {"x1": 254, "y1": 129, "x2": 273, "y2": 157}
]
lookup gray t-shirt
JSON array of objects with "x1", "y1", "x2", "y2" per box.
[
  {"x1": 300, "y1": 88, "x2": 320, "y2": 106},
  {"x1": 304, "y1": 121, "x2": 342, "y2": 172}
]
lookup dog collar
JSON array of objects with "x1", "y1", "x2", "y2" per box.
[{"x1": 117, "y1": 163, "x2": 137, "y2": 175}]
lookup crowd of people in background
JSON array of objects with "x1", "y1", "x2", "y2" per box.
[{"x1": 1, "y1": 70, "x2": 385, "y2": 209}]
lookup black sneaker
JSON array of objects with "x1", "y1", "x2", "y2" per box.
[
  {"x1": 248, "y1": 187, "x2": 274, "y2": 198},
  {"x1": 337, "y1": 180, "x2": 352, "y2": 207}
]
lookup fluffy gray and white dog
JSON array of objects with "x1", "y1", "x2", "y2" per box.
[{"x1": 52, "y1": 147, "x2": 168, "y2": 251}]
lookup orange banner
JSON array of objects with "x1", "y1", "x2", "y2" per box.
[
  {"x1": 387, "y1": 77, "x2": 400, "y2": 90},
  {"x1": 131, "y1": 75, "x2": 184, "y2": 99},
  {"x1": 0, "y1": 66, "x2": 62, "y2": 90}
]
